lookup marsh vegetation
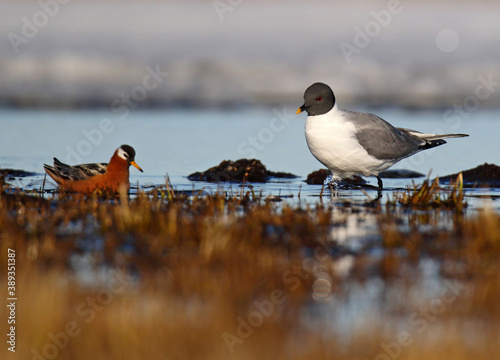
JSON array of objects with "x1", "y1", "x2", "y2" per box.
[{"x1": 0, "y1": 176, "x2": 499, "y2": 359}]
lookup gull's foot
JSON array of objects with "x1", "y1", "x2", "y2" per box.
[
  {"x1": 328, "y1": 181, "x2": 339, "y2": 192},
  {"x1": 323, "y1": 174, "x2": 340, "y2": 190},
  {"x1": 323, "y1": 174, "x2": 333, "y2": 185},
  {"x1": 323, "y1": 174, "x2": 334, "y2": 185},
  {"x1": 322, "y1": 174, "x2": 341, "y2": 195}
]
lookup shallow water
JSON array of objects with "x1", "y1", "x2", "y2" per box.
[{"x1": 1, "y1": 107, "x2": 499, "y2": 208}]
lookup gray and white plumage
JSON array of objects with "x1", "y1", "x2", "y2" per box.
[{"x1": 297, "y1": 82, "x2": 469, "y2": 189}]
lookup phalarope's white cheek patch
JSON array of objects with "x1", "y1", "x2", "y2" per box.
[{"x1": 117, "y1": 148, "x2": 128, "y2": 160}]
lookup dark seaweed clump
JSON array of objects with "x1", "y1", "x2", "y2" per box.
[
  {"x1": 188, "y1": 159, "x2": 298, "y2": 183},
  {"x1": 378, "y1": 169, "x2": 425, "y2": 178},
  {"x1": 439, "y1": 163, "x2": 500, "y2": 187},
  {"x1": 305, "y1": 169, "x2": 368, "y2": 187},
  {"x1": 306, "y1": 169, "x2": 424, "y2": 186},
  {"x1": 305, "y1": 169, "x2": 330, "y2": 185}
]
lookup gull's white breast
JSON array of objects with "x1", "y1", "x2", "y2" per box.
[{"x1": 305, "y1": 107, "x2": 394, "y2": 177}]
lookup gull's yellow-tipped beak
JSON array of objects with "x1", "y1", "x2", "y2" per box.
[
  {"x1": 296, "y1": 107, "x2": 303, "y2": 115},
  {"x1": 130, "y1": 160, "x2": 143, "y2": 173}
]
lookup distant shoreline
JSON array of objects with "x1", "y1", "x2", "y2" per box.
[{"x1": 1, "y1": 1, "x2": 499, "y2": 109}]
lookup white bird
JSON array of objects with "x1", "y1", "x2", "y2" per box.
[{"x1": 297, "y1": 82, "x2": 468, "y2": 189}]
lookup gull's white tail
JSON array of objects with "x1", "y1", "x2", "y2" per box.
[{"x1": 399, "y1": 128, "x2": 469, "y2": 141}]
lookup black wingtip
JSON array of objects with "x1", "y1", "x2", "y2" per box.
[{"x1": 419, "y1": 139, "x2": 447, "y2": 150}]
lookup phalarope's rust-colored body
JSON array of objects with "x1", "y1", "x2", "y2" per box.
[{"x1": 44, "y1": 145, "x2": 143, "y2": 193}]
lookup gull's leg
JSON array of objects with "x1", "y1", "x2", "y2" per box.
[
  {"x1": 324, "y1": 173, "x2": 334, "y2": 185},
  {"x1": 325, "y1": 174, "x2": 341, "y2": 196},
  {"x1": 324, "y1": 174, "x2": 340, "y2": 187},
  {"x1": 376, "y1": 176, "x2": 384, "y2": 190}
]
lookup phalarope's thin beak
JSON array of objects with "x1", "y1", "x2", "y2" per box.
[{"x1": 130, "y1": 160, "x2": 143, "y2": 173}]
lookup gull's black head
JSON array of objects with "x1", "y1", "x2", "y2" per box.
[{"x1": 297, "y1": 82, "x2": 336, "y2": 116}]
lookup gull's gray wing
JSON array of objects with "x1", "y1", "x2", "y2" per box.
[{"x1": 343, "y1": 110, "x2": 425, "y2": 161}]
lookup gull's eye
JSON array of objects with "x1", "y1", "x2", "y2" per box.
[{"x1": 316, "y1": 96, "x2": 322, "y2": 102}]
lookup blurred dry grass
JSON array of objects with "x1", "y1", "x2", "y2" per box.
[{"x1": 0, "y1": 179, "x2": 499, "y2": 359}]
